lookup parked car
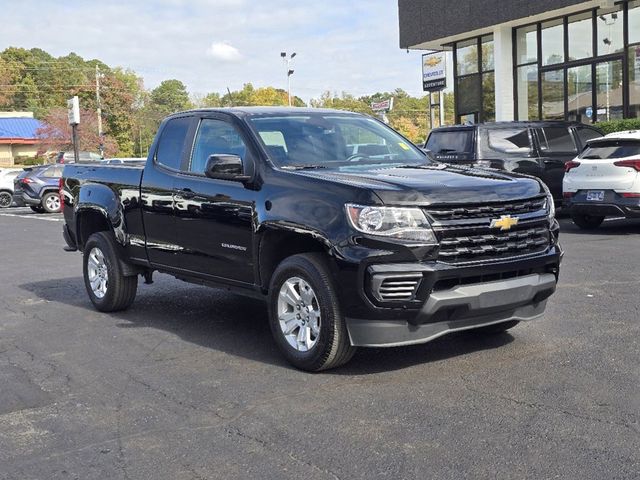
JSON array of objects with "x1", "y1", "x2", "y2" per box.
[
  {"x1": 563, "y1": 130, "x2": 640, "y2": 229},
  {"x1": 61, "y1": 107, "x2": 561, "y2": 371},
  {"x1": 0, "y1": 168, "x2": 21, "y2": 208},
  {"x1": 13, "y1": 164, "x2": 63, "y2": 213},
  {"x1": 55, "y1": 151, "x2": 103, "y2": 164},
  {"x1": 100, "y1": 157, "x2": 146, "y2": 165},
  {"x1": 424, "y1": 121, "x2": 603, "y2": 204}
]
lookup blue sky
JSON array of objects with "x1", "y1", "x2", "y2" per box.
[{"x1": 1, "y1": 0, "x2": 430, "y2": 102}]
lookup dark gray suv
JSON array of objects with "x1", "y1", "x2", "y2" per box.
[{"x1": 424, "y1": 121, "x2": 603, "y2": 203}]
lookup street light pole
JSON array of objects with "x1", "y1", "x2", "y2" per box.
[{"x1": 281, "y1": 52, "x2": 296, "y2": 106}]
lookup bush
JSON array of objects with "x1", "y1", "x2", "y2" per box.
[
  {"x1": 594, "y1": 118, "x2": 640, "y2": 135},
  {"x1": 14, "y1": 156, "x2": 45, "y2": 166}
]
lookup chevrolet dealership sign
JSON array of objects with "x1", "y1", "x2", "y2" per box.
[{"x1": 422, "y1": 52, "x2": 447, "y2": 92}]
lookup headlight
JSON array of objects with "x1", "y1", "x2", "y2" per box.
[
  {"x1": 345, "y1": 204, "x2": 437, "y2": 244},
  {"x1": 544, "y1": 191, "x2": 555, "y2": 220}
]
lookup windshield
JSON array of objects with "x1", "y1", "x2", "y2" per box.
[
  {"x1": 424, "y1": 129, "x2": 474, "y2": 161},
  {"x1": 580, "y1": 140, "x2": 640, "y2": 159},
  {"x1": 247, "y1": 113, "x2": 427, "y2": 169}
]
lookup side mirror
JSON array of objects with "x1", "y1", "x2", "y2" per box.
[{"x1": 204, "y1": 154, "x2": 250, "y2": 182}]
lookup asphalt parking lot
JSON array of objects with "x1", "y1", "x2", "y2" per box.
[{"x1": 0, "y1": 207, "x2": 639, "y2": 479}]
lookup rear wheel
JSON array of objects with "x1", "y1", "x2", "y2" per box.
[
  {"x1": 41, "y1": 192, "x2": 61, "y2": 213},
  {"x1": 268, "y1": 253, "x2": 356, "y2": 371},
  {"x1": 571, "y1": 213, "x2": 604, "y2": 230},
  {"x1": 83, "y1": 231, "x2": 137, "y2": 312},
  {"x1": 0, "y1": 191, "x2": 12, "y2": 208}
]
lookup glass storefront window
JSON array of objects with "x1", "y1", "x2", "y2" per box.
[
  {"x1": 568, "y1": 12, "x2": 593, "y2": 61},
  {"x1": 629, "y1": 1, "x2": 640, "y2": 45},
  {"x1": 541, "y1": 19, "x2": 564, "y2": 66},
  {"x1": 481, "y1": 35, "x2": 494, "y2": 71},
  {"x1": 482, "y1": 72, "x2": 495, "y2": 121},
  {"x1": 542, "y1": 69, "x2": 565, "y2": 120},
  {"x1": 516, "y1": 65, "x2": 539, "y2": 120},
  {"x1": 457, "y1": 75, "x2": 481, "y2": 117},
  {"x1": 596, "y1": 59, "x2": 624, "y2": 122},
  {"x1": 567, "y1": 65, "x2": 593, "y2": 124},
  {"x1": 456, "y1": 39, "x2": 478, "y2": 76},
  {"x1": 516, "y1": 24, "x2": 537, "y2": 65},
  {"x1": 629, "y1": 46, "x2": 640, "y2": 118},
  {"x1": 597, "y1": 7, "x2": 623, "y2": 56}
]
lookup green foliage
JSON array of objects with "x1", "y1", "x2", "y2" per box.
[
  {"x1": 14, "y1": 156, "x2": 42, "y2": 165},
  {"x1": 593, "y1": 118, "x2": 640, "y2": 135}
]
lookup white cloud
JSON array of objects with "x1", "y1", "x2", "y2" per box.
[{"x1": 206, "y1": 42, "x2": 243, "y2": 62}]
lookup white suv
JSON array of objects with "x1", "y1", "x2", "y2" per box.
[
  {"x1": 563, "y1": 130, "x2": 640, "y2": 229},
  {"x1": 0, "y1": 168, "x2": 21, "y2": 208}
]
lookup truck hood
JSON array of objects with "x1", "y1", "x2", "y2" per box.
[{"x1": 294, "y1": 164, "x2": 544, "y2": 205}]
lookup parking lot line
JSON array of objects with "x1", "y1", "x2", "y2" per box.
[{"x1": 0, "y1": 212, "x2": 63, "y2": 222}]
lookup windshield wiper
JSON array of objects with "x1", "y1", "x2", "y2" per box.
[
  {"x1": 581, "y1": 155, "x2": 602, "y2": 160},
  {"x1": 281, "y1": 164, "x2": 330, "y2": 170}
]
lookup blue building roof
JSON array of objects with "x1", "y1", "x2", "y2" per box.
[{"x1": 0, "y1": 118, "x2": 44, "y2": 139}]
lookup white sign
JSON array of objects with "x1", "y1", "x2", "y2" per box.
[
  {"x1": 67, "y1": 96, "x2": 80, "y2": 125},
  {"x1": 371, "y1": 98, "x2": 394, "y2": 112},
  {"x1": 422, "y1": 52, "x2": 447, "y2": 92}
]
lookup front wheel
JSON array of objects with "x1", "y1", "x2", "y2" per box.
[
  {"x1": 0, "y1": 191, "x2": 12, "y2": 208},
  {"x1": 268, "y1": 253, "x2": 356, "y2": 371},
  {"x1": 571, "y1": 213, "x2": 604, "y2": 230},
  {"x1": 83, "y1": 231, "x2": 137, "y2": 312}
]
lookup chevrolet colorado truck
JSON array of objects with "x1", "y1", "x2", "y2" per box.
[{"x1": 61, "y1": 108, "x2": 562, "y2": 371}]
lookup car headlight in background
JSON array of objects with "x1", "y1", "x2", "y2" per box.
[{"x1": 345, "y1": 204, "x2": 437, "y2": 244}]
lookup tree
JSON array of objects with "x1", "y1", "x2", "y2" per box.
[
  {"x1": 36, "y1": 107, "x2": 117, "y2": 157},
  {"x1": 149, "y1": 79, "x2": 191, "y2": 116}
]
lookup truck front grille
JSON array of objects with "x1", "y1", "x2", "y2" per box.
[
  {"x1": 424, "y1": 197, "x2": 551, "y2": 264},
  {"x1": 425, "y1": 197, "x2": 547, "y2": 221}
]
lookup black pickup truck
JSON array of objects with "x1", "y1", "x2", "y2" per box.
[{"x1": 62, "y1": 107, "x2": 562, "y2": 371}]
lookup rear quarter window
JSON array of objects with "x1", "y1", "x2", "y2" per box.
[
  {"x1": 480, "y1": 128, "x2": 533, "y2": 158},
  {"x1": 155, "y1": 117, "x2": 192, "y2": 170},
  {"x1": 536, "y1": 126, "x2": 577, "y2": 154}
]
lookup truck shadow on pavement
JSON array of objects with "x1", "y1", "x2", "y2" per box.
[{"x1": 20, "y1": 276, "x2": 514, "y2": 375}]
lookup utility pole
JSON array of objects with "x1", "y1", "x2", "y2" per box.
[
  {"x1": 281, "y1": 52, "x2": 296, "y2": 106},
  {"x1": 95, "y1": 65, "x2": 104, "y2": 157}
]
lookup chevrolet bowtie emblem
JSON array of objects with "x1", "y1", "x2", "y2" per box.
[{"x1": 490, "y1": 215, "x2": 519, "y2": 231}]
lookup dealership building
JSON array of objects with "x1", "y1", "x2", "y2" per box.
[{"x1": 399, "y1": 0, "x2": 640, "y2": 125}]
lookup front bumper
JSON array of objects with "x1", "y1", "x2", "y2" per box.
[{"x1": 346, "y1": 273, "x2": 555, "y2": 347}]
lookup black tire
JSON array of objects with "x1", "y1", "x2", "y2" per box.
[
  {"x1": 41, "y1": 191, "x2": 61, "y2": 213},
  {"x1": 268, "y1": 253, "x2": 356, "y2": 372},
  {"x1": 30, "y1": 205, "x2": 45, "y2": 213},
  {"x1": 474, "y1": 320, "x2": 520, "y2": 334},
  {"x1": 0, "y1": 191, "x2": 12, "y2": 208},
  {"x1": 83, "y1": 231, "x2": 137, "y2": 312},
  {"x1": 571, "y1": 213, "x2": 604, "y2": 230}
]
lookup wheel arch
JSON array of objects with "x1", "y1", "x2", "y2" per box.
[{"x1": 258, "y1": 226, "x2": 334, "y2": 293}]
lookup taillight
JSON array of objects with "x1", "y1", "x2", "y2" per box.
[
  {"x1": 59, "y1": 177, "x2": 64, "y2": 210},
  {"x1": 613, "y1": 159, "x2": 640, "y2": 172},
  {"x1": 21, "y1": 177, "x2": 34, "y2": 184},
  {"x1": 620, "y1": 192, "x2": 640, "y2": 198},
  {"x1": 565, "y1": 161, "x2": 581, "y2": 173},
  {"x1": 563, "y1": 192, "x2": 575, "y2": 198}
]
